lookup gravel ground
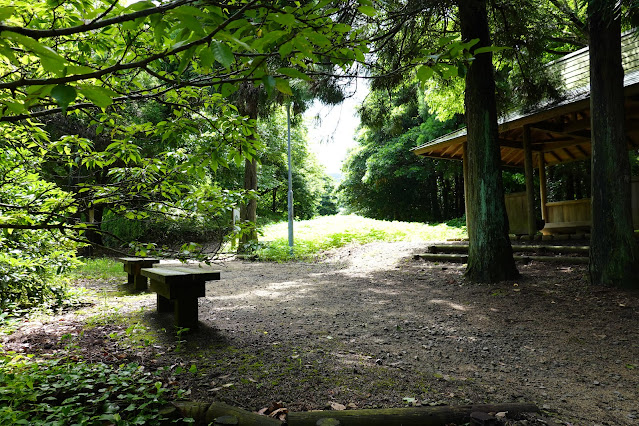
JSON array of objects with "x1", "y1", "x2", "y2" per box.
[{"x1": 3, "y1": 241, "x2": 639, "y2": 425}]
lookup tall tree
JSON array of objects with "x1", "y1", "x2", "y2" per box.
[
  {"x1": 458, "y1": 0, "x2": 519, "y2": 282},
  {"x1": 234, "y1": 83, "x2": 261, "y2": 248},
  {"x1": 587, "y1": 0, "x2": 639, "y2": 287}
]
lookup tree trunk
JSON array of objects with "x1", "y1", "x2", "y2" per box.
[
  {"x1": 588, "y1": 1, "x2": 639, "y2": 288},
  {"x1": 235, "y1": 82, "x2": 261, "y2": 252},
  {"x1": 272, "y1": 187, "x2": 277, "y2": 213},
  {"x1": 86, "y1": 204, "x2": 104, "y2": 245},
  {"x1": 239, "y1": 157, "x2": 258, "y2": 248},
  {"x1": 459, "y1": 0, "x2": 518, "y2": 282}
]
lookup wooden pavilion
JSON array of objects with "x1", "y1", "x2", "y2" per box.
[{"x1": 412, "y1": 30, "x2": 639, "y2": 236}]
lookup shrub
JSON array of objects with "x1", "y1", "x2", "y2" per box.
[
  {"x1": 101, "y1": 209, "x2": 228, "y2": 255},
  {"x1": 0, "y1": 229, "x2": 80, "y2": 314}
]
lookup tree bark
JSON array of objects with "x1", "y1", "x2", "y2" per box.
[
  {"x1": 588, "y1": 1, "x2": 639, "y2": 288},
  {"x1": 459, "y1": 0, "x2": 519, "y2": 282},
  {"x1": 287, "y1": 403, "x2": 538, "y2": 426},
  {"x1": 235, "y1": 82, "x2": 260, "y2": 251},
  {"x1": 240, "y1": 157, "x2": 258, "y2": 248}
]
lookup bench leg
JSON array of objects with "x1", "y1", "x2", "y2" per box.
[
  {"x1": 133, "y1": 274, "x2": 148, "y2": 291},
  {"x1": 157, "y1": 294, "x2": 173, "y2": 313},
  {"x1": 127, "y1": 273, "x2": 134, "y2": 285},
  {"x1": 174, "y1": 297, "x2": 199, "y2": 330}
]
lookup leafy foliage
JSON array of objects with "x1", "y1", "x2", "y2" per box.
[
  {"x1": 0, "y1": 355, "x2": 188, "y2": 425},
  {"x1": 211, "y1": 107, "x2": 332, "y2": 224},
  {"x1": 340, "y1": 82, "x2": 464, "y2": 222},
  {"x1": 0, "y1": 142, "x2": 81, "y2": 312}
]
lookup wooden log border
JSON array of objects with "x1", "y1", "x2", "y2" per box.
[{"x1": 167, "y1": 402, "x2": 539, "y2": 426}]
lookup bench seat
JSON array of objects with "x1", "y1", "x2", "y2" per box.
[
  {"x1": 117, "y1": 257, "x2": 160, "y2": 291},
  {"x1": 141, "y1": 266, "x2": 220, "y2": 329}
]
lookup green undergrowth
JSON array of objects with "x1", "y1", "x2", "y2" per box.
[
  {"x1": 0, "y1": 355, "x2": 191, "y2": 425},
  {"x1": 67, "y1": 257, "x2": 125, "y2": 281},
  {"x1": 256, "y1": 214, "x2": 467, "y2": 261}
]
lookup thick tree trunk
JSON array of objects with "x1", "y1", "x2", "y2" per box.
[
  {"x1": 459, "y1": 0, "x2": 518, "y2": 282},
  {"x1": 236, "y1": 82, "x2": 260, "y2": 252},
  {"x1": 588, "y1": 2, "x2": 639, "y2": 288}
]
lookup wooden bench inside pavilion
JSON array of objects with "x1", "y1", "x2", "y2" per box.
[{"x1": 412, "y1": 30, "x2": 639, "y2": 236}]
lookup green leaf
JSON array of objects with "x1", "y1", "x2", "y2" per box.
[
  {"x1": 79, "y1": 86, "x2": 117, "y2": 108},
  {"x1": 416, "y1": 65, "x2": 434, "y2": 82},
  {"x1": 474, "y1": 45, "x2": 510, "y2": 55},
  {"x1": 357, "y1": 5, "x2": 377, "y2": 17},
  {"x1": 305, "y1": 31, "x2": 330, "y2": 47},
  {"x1": 262, "y1": 75, "x2": 276, "y2": 96},
  {"x1": 211, "y1": 42, "x2": 234, "y2": 68},
  {"x1": 175, "y1": 12, "x2": 205, "y2": 37},
  {"x1": 50, "y1": 85, "x2": 77, "y2": 111},
  {"x1": 332, "y1": 23, "x2": 351, "y2": 33},
  {"x1": 277, "y1": 67, "x2": 309, "y2": 81},
  {"x1": 177, "y1": 46, "x2": 197, "y2": 75},
  {"x1": 2, "y1": 31, "x2": 65, "y2": 61},
  {"x1": 279, "y1": 41, "x2": 294, "y2": 58},
  {"x1": 0, "y1": 6, "x2": 15, "y2": 20},
  {"x1": 271, "y1": 13, "x2": 297, "y2": 27},
  {"x1": 259, "y1": 30, "x2": 287, "y2": 47},
  {"x1": 199, "y1": 47, "x2": 214, "y2": 69},
  {"x1": 40, "y1": 56, "x2": 65, "y2": 75},
  {"x1": 66, "y1": 65, "x2": 95, "y2": 75},
  {"x1": 221, "y1": 83, "x2": 238, "y2": 97},
  {"x1": 275, "y1": 78, "x2": 292, "y2": 96}
]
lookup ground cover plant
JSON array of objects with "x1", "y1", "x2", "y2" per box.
[
  {"x1": 256, "y1": 214, "x2": 467, "y2": 261},
  {"x1": 0, "y1": 356, "x2": 186, "y2": 425}
]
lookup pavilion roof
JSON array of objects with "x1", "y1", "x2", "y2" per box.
[{"x1": 412, "y1": 31, "x2": 639, "y2": 168}]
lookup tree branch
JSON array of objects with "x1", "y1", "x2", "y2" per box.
[{"x1": 0, "y1": 0, "x2": 193, "y2": 40}]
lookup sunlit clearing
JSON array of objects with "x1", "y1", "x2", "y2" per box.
[
  {"x1": 429, "y1": 299, "x2": 468, "y2": 311},
  {"x1": 257, "y1": 214, "x2": 467, "y2": 261}
]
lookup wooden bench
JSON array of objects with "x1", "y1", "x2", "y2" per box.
[
  {"x1": 118, "y1": 257, "x2": 160, "y2": 291},
  {"x1": 140, "y1": 266, "x2": 220, "y2": 329}
]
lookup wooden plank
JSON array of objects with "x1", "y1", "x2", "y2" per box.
[
  {"x1": 159, "y1": 266, "x2": 221, "y2": 279},
  {"x1": 428, "y1": 244, "x2": 589, "y2": 255},
  {"x1": 118, "y1": 257, "x2": 159, "y2": 263},
  {"x1": 413, "y1": 253, "x2": 468, "y2": 263},
  {"x1": 543, "y1": 220, "x2": 592, "y2": 229},
  {"x1": 141, "y1": 267, "x2": 220, "y2": 284},
  {"x1": 538, "y1": 153, "x2": 548, "y2": 222},
  {"x1": 416, "y1": 252, "x2": 588, "y2": 264},
  {"x1": 505, "y1": 192, "x2": 529, "y2": 235},
  {"x1": 516, "y1": 255, "x2": 589, "y2": 264},
  {"x1": 118, "y1": 258, "x2": 159, "y2": 291},
  {"x1": 149, "y1": 279, "x2": 206, "y2": 300}
]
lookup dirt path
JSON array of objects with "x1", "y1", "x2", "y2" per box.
[{"x1": 3, "y1": 242, "x2": 639, "y2": 425}]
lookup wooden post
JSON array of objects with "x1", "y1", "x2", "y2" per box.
[
  {"x1": 462, "y1": 141, "x2": 469, "y2": 233},
  {"x1": 522, "y1": 125, "x2": 536, "y2": 236},
  {"x1": 157, "y1": 293, "x2": 173, "y2": 313},
  {"x1": 538, "y1": 152, "x2": 548, "y2": 223}
]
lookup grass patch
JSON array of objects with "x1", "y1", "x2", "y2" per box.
[
  {"x1": 256, "y1": 214, "x2": 466, "y2": 261},
  {"x1": 67, "y1": 257, "x2": 125, "y2": 281}
]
